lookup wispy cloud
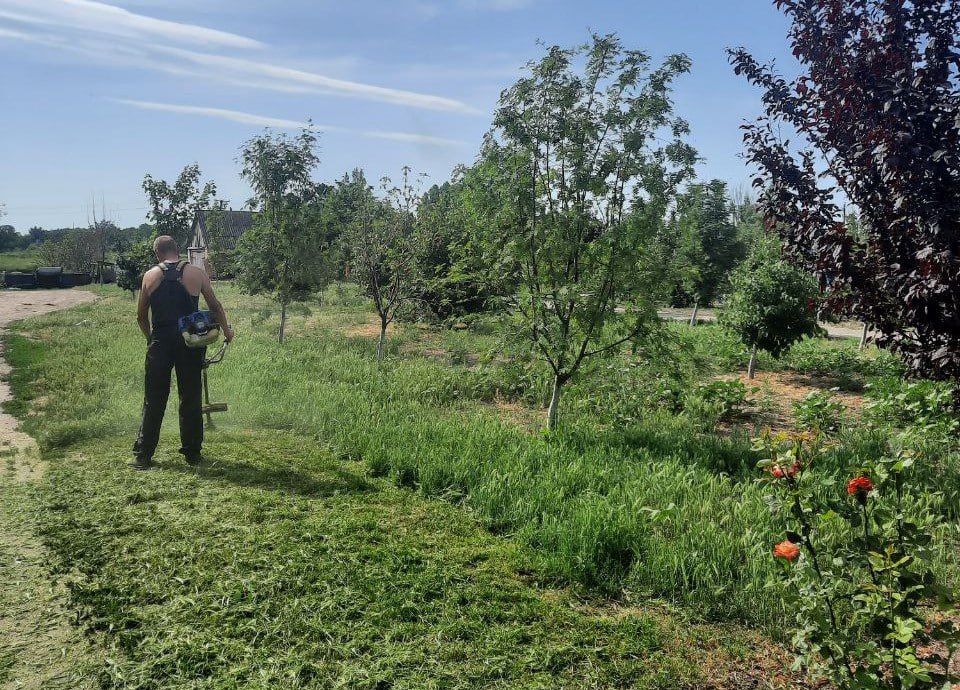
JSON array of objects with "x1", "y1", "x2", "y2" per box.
[
  {"x1": 0, "y1": 0, "x2": 263, "y2": 49},
  {"x1": 158, "y1": 48, "x2": 481, "y2": 114},
  {"x1": 112, "y1": 99, "x2": 470, "y2": 148},
  {"x1": 0, "y1": 0, "x2": 480, "y2": 114}
]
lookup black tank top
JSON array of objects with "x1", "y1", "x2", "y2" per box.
[{"x1": 151, "y1": 260, "x2": 200, "y2": 330}]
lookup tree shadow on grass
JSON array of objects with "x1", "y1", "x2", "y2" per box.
[{"x1": 168, "y1": 458, "x2": 373, "y2": 498}]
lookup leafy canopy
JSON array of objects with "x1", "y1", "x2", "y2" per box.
[
  {"x1": 484, "y1": 33, "x2": 697, "y2": 427},
  {"x1": 720, "y1": 237, "x2": 820, "y2": 358},
  {"x1": 729, "y1": 1, "x2": 960, "y2": 385}
]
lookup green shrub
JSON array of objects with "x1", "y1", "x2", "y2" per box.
[
  {"x1": 684, "y1": 378, "x2": 749, "y2": 426},
  {"x1": 793, "y1": 390, "x2": 845, "y2": 434}
]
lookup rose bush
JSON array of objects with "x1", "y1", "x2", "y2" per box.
[{"x1": 756, "y1": 431, "x2": 960, "y2": 689}]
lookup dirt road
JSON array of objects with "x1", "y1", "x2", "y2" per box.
[
  {"x1": 657, "y1": 307, "x2": 868, "y2": 341},
  {"x1": 0, "y1": 288, "x2": 99, "y2": 690},
  {"x1": 0, "y1": 290, "x2": 98, "y2": 449}
]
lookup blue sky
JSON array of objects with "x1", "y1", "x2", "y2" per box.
[{"x1": 0, "y1": 0, "x2": 796, "y2": 231}]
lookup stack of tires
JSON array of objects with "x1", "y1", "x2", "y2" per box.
[
  {"x1": 3, "y1": 272, "x2": 37, "y2": 289},
  {"x1": 2, "y1": 267, "x2": 94, "y2": 289}
]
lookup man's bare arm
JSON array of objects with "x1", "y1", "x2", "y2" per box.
[
  {"x1": 200, "y1": 275, "x2": 234, "y2": 342},
  {"x1": 136, "y1": 274, "x2": 152, "y2": 341}
]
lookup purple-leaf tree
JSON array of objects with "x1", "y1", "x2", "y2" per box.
[{"x1": 729, "y1": 1, "x2": 960, "y2": 394}]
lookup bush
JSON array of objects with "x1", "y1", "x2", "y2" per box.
[
  {"x1": 757, "y1": 432, "x2": 960, "y2": 689},
  {"x1": 783, "y1": 340, "x2": 904, "y2": 379},
  {"x1": 115, "y1": 240, "x2": 155, "y2": 294},
  {"x1": 719, "y1": 238, "x2": 820, "y2": 375},
  {"x1": 793, "y1": 390, "x2": 845, "y2": 434},
  {"x1": 685, "y1": 378, "x2": 749, "y2": 425}
]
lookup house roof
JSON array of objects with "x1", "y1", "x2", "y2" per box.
[{"x1": 194, "y1": 210, "x2": 257, "y2": 251}]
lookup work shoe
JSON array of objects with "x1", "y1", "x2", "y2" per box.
[
  {"x1": 184, "y1": 454, "x2": 204, "y2": 467},
  {"x1": 128, "y1": 458, "x2": 155, "y2": 471}
]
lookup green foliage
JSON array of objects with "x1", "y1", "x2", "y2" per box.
[
  {"x1": 782, "y1": 340, "x2": 904, "y2": 380},
  {"x1": 36, "y1": 228, "x2": 99, "y2": 271},
  {"x1": 114, "y1": 240, "x2": 156, "y2": 294},
  {"x1": 0, "y1": 248, "x2": 40, "y2": 272},
  {"x1": 142, "y1": 163, "x2": 216, "y2": 249},
  {"x1": 793, "y1": 390, "x2": 845, "y2": 434},
  {"x1": 685, "y1": 378, "x2": 749, "y2": 424},
  {"x1": 719, "y1": 238, "x2": 820, "y2": 359},
  {"x1": 757, "y1": 433, "x2": 960, "y2": 689},
  {"x1": 413, "y1": 171, "x2": 503, "y2": 320},
  {"x1": 666, "y1": 180, "x2": 746, "y2": 307},
  {"x1": 486, "y1": 32, "x2": 697, "y2": 429},
  {"x1": 235, "y1": 128, "x2": 328, "y2": 343},
  {"x1": 341, "y1": 167, "x2": 420, "y2": 359}
]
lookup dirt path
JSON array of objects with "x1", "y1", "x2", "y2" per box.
[
  {"x1": 0, "y1": 289, "x2": 98, "y2": 689},
  {"x1": 658, "y1": 306, "x2": 868, "y2": 341}
]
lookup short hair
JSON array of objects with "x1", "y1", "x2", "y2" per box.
[{"x1": 153, "y1": 235, "x2": 178, "y2": 257}]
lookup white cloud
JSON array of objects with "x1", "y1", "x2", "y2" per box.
[
  {"x1": 0, "y1": 0, "x2": 263, "y2": 49},
  {"x1": 0, "y1": 0, "x2": 481, "y2": 115},
  {"x1": 112, "y1": 99, "x2": 470, "y2": 148},
  {"x1": 158, "y1": 48, "x2": 481, "y2": 114}
]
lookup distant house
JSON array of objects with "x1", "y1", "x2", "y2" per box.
[{"x1": 187, "y1": 209, "x2": 257, "y2": 276}]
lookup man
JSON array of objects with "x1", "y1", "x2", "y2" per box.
[{"x1": 132, "y1": 236, "x2": 235, "y2": 470}]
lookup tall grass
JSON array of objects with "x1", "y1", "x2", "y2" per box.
[{"x1": 7, "y1": 284, "x2": 957, "y2": 628}]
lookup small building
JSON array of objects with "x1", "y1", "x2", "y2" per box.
[{"x1": 187, "y1": 209, "x2": 258, "y2": 276}]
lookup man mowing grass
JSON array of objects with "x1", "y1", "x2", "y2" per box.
[{"x1": 131, "y1": 235, "x2": 235, "y2": 470}]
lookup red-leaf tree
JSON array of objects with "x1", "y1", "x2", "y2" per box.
[{"x1": 729, "y1": 1, "x2": 960, "y2": 392}]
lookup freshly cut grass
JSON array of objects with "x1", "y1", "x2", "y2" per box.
[{"x1": 30, "y1": 431, "x2": 762, "y2": 689}]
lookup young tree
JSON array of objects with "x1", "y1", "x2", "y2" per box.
[
  {"x1": 485, "y1": 33, "x2": 697, "y2": 430},
  {"x1": 115, "y1": 241, "x2": 156, "y2": 296},
  {"x1": 667, "y1": 180, "x2": 746, "y2": 321},
  {"x1": 729, "y1": 1, "x2": 960, "y2": 394},
  {"x1": 719, "y1": 238, "x2": 820, "y2": 379},
  {"x1": 37, "y1": 229, "x2": 99, "y2": 272},
  {"x1": 235, "y1": 129, "x2": 326, "y2": 343},
  {"x1": 143, "y1": 163, "x2": 217, "y2": 248},
  {"x1": 343, "y1": 168, "x2": 420, "y2": 361}
]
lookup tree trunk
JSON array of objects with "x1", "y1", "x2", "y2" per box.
[
  {"x1": 377, "y1": 321, "x2": 387, "y2": 362},
  {"x1": 859, "y1": 322, "x2": 869, "y2": 351},
  {"x1": 689, "y1": 298, "x2": 700, "y2": 327},
  {"x1": 747, "y1": 345, "x2": 758, "y2": 380},
  {"x1": 278, "y1": 302, "x2": 287, "y2": 344},
  {"x1": 547, "y1": 374, "x2": 564, "y2": 432}
]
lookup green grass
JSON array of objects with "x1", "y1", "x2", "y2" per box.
[
  {"x1": 4, "y1": 283, "x2": 958, "y2": 686},
  {"x1": 0, "y1": 248, "x2": 40, "y2": 272}
]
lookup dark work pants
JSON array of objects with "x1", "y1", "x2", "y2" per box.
[{"x1": 133, "y1": 328, "x2": 206, "y2": 461}]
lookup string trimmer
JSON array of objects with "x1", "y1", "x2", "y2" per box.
[{"x1": 178, "y1": 311, "x2": 230, "y2": 428}]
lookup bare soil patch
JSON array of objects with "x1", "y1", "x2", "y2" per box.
[
  {"x1": 0, "y1": 288, "x2": 99, "y2": 689},
  {"x1": 721, "y1": 370, "x2": 864, "y2": 433}
]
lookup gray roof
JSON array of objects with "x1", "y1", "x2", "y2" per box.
[{"x1": 194, "y1": 210, "x2": 257, "y2": 251}]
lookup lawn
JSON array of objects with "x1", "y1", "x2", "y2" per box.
[
  {"x1": 3, "y1": 284, "x2": 958, "y2": 688},
  {"x1": 0, "y1": 249, "x2": 40, "y2": 273}
]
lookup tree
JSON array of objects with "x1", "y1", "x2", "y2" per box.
[
  {"x1": 719, "y1": 238, "x2": 820, "y2": 379},
  {"x1": 0, "y1": 225, "x2": 18, "y2": 252},
  {"x1": 143, "y1": 164, "x2": 217, "y2": 248},
  {"x1": 37, "y1": 229, "x2": 100, "y2": 272},
  {"x1": 343, "y1": 168, "x2": 420, "y2": 361},
  {"x1": 729, "y1": 1, "x2": 960, "y2": 394},
  {"x1": 666, "y1": 180, "x2": 746, "y2": 320},
  {"x1": 235, "y1": 129, "x2": 326, "y2": 344},
  {"x1": 485, "y1": 33, "x2": 697, "y2": 430},
  {"x1": 413, "y1": 169, "x2": 504, "y2": 320},
  {"x1": 115, "y1": 241, "x2": 156, "y2": 296}
]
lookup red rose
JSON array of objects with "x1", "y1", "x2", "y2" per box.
[
  {"x1": 770, "y1": 462, "x2": 801, "y2": 479},
  {"x1": 774, "y1": 540, "x2": 801, "y2": 561},
  {"x1": 847, "y1": 476, "x2": 874, "y2": 497}
]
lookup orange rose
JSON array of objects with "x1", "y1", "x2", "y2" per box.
[
  {"x1": 847, "y1": 476, "x2": 874, "y2": 497},
  {"x1": 771, "y1": 462, "x2": 801, "y2": 479},
  {"x1": 774, "y1": 540, "x2": 801, "y2": 561}
]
